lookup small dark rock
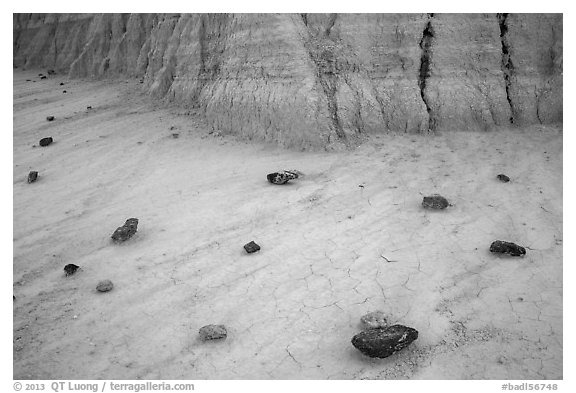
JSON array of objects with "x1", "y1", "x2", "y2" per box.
[
  {"x1": 267, "y1": 170, "x2": 300, "y2": 185},
  {"x1": 199, "y1": 324, "x2": 227, "y2": 341},
  {"x1": 111, "y1": 218, "x2": 139, "y2": 242},
  {"x1": 351, "y1": 325, "x2": 418, "y2": 359},
  {"x1": 489, "y1": 240, "x2": 526, "y2": 257},
  {"x1": 39, "y1": 137, "x2": 53, "y2": 146},
  {"x1": 63, "y1": 90, "x2": 67, "y2": 93},
  {"x1": 46, "y1": 116, "x2": 55, "y2": 122},
  {"x1": 27, "y1": 171, "x2": 38, "y2": 183},
  {"x1": 26, "y1": 79, "x2": 31, "y2": 82},
  {"x1": 60, "y1": 82, "x2": 64, "y2": 86},
  {"x1": 244, "y1": 241, "x2": 261, "y2": 254},
  {"x1": 64, "y1": 264, "x2": 80, "y2": 276},
  {"x1": 87, "y1": 106, "x2": 92, "y2": 110},
  {"x1": 172, "y1": 133, "x2": 179, "y2": 139},
  {"x1": 47, "y1": 69, "x2": 56, "y2": 75},
  {"x1": 422, "y1": 194, "x2": 449, "y2": 209},
  {"x1": 96, "y1": 279, "x2": 114, "y2": 292},
  {"x1": 40, "y1": 75, "x2": 47, "y2": 79},
  {"x1": 38, "y1": 73, "x2": 43, "y2": 76},
  {"x1": 497, "y1": 174, "x2": 510, "y2": 183}
]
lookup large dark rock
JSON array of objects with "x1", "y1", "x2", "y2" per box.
[
  {"x1": 243, "y1": 241, "x2": 261, "y2": 254},
  {"x1": 351, "y1": 325, "x2": 418, "y2": 358},
  {"x1": 27, "y1": 171, "x2": 38, "y2": 183},
  {"x1": 39, "y1": 137, "x2": 53, "y2": 146},
  {"x1": 199, "y1": 324, "x2": 227, "y2": 341},
  {"x1": 422, "y1": 194, "x2": 449, "y2": 209},
  {"x1": 111, "y1": 218, "x2": 139, "y2": 242},
  {"x1": 489, "y1": 240, "x2": 526, "y2": 256},
  {"x1": 267, "y1": 170, "x2": 299, "y2": 185},
  {"x1": 64, "y1": 264, "x2": 80, "y2": 276}
]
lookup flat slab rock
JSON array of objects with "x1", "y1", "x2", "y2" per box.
[
  {"x1": 490, "y1": 240, "x2": 526, "y2": 256},
  {"x1": 267, "y1": 170, "x2": 300, "y2": 185},
  {"x1": 111, "y1": 218, "x2": 139, "y2": 242},
  {"x1": 244, "y1": 241, "x2": 261, "y2": 253},
  {"x1": 422, "y1": 194, "x2": 449, "y2": 209},
  {"x1": 351, "y1": 325, "x2": 418, "y2": 358},
  {"x1": 96, "y1": 279, "x2": 114, "y2": 292},
  {"x1": 199, "y1": 324, "x2": 227, "y2": 341}
]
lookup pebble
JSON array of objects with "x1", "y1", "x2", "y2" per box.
[
  {"x1": 199, "y1": 324, "x2": 227, "y2": 341},
  {"x1": 27, "y1": 171, "x2": 38, "y2": 183},
  {"x1": 489, "y1": 240, "x2": 526, "y2": 256},
  {"x1": 96, "y1": 280, "x2": 114, "y2": 292},
  {"x1": 39, "y1": 137, "x2": 53, "y2": 146},
  {"x1": 244, "y1": 241, "x2": 261, "y2": 254},
  {"x1": 422, "y1": 194, "x2": 449, "y2": 209},
  {"x1": 360, "y1": 311, "x2": 388, "y2": 329}
]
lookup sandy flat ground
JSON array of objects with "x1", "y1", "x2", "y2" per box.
[{"x1": 13, "y1": 70, "x2": 562, "y2": 379}]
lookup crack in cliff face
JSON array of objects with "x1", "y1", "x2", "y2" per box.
[
  {"x1": 497, "y1": 13, "x2": 515, "y2": 124},
  {"x1": 302, "y1": 15, "x2": 346, "y2": 141},
  {"x1": 418, "y1": 15, "x2": 435, "y2": 131}
]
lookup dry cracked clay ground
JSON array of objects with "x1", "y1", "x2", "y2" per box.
[{"x1": 13, "y1": 70, "x2": 562, "y2": 379}]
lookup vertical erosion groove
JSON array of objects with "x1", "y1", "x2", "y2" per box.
[
  {"x1": 302, "y1": 14, "x2": 346, "y2": 141},
  {"x1": 418, "y1": 15, "x2": 435, "y2": 132},
  {"x1": 497, "y1": 13, "x2": 515, "y2": 124}
]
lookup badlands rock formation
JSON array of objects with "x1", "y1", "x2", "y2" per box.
[{"x1": 13, "y1": 13, "x2": 562, "y2": 149}]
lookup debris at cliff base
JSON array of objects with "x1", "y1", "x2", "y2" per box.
[
  {"x1": 27, "y1": 171, "x2": 38, "y2": 183},
  {"x1": 351, "y1": 325, "x2": 418, "y2": 358},
  {"x1": 199, "y1": 324, "x2": 227, "y2": 341},
  {"x1": 360, "y1": 311, "x2": 388, "y2": 329},
  {"x1": 111, "y1": 218, "x2": 139, "y2": 242},
  {"x1": 244, "y1": 241, "x2": 261, "y2": 254},
  {"x1": 422, "y1": 194, "x2": 449, "y2": 209},
  {"x1": 96, "y1": 280, "x2": 114, "y2": 292},
  {"x1": 39, "y1": 137, "x2": 53, "y2": 146},
  {"x1": 490, "y1": 240, "x2": 526, "y2": 256},
  {"x1": 64, "y1": 264, "x2": 80, "y2": 276}
]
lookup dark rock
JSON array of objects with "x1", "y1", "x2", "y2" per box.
[
  {"x1": 26, "y1": 79, "x2": 31, "y2": 81},
  {"x1": 244, "y1": 241, "x2": 261, "y2": 254},
  {"x1": 489, "y1": 240, "x2": 526, "y2": 257},
  {"x1": 39, "y1": 137, "x2": 53, "y2": 146},
  {"x1": 267, "y1": 170, "x2": 300, "y2": 185},
  {"x1": 27, "y1": 171, "x2": 38, "y2": 183},
  {"x1": 199, "y1": 324, "x2": 227, "y2": 341},
  {"x1": 96, "y1": 279, "x2": 114, "y2": 292},
  {"x1": 87, "y1": 106, "x2": 92, "y2": 110},
  {"x1": 360, "y1": 311, "x2": 388, "y2": 329},
  {"x1": 40, "y1": 75, "x2": 47, "y2": 79},
  {"x1": 111, "y1": 218, "x2": 139, "y2": 242},
  {"x1": 60, "y1": 82, "x2": 64, "y2": 86},
  {"x1": 422, "y1": 194, "x2": 449, "y2": 209},
  {"x1": 38, "y1": 73, "x2": 43, "y2": 76},
  {"x1": 351, "y1": 325, "x2": 418, "y2": 359},
  {"x1": 64, "y1": 264, "x2": 80, "y2": 276},
  {"x1": 63, "y1": 90, "x2": 67, "y2": 93},
  {"x1": 46, "y1": 116, "x2": 55, "y2": 121},
  {"x1": 47, "y1": 69, "x2": 55, "y2": 75},
  {"x1": 172, "y1": 133, "x2": 179, "y2": 138},
  {"x1": 497, "y1": 174, "x2": 510, "y2": 182}
]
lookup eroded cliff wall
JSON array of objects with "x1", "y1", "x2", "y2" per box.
[{"x1": 13, "y1": 13, "x2": 562, "y2": 149}]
